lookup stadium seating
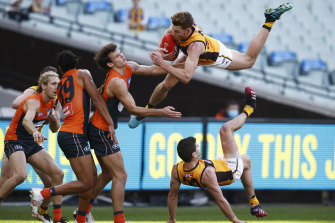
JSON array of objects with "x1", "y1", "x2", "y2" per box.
[{"x1": 0, "y1": 0, "x2": 334, "y2": 117}]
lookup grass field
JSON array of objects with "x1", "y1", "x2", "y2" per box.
[{"x1": 0, "y1": 205, "x2": 335, "y2": 223}]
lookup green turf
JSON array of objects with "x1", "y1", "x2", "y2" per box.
[{"x1": 0, "y1": 205, "x2": 334, "y2": 223}]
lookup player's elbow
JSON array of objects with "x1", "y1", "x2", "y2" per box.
[
  {"x1": 245, "y1": 55, "x2": 256, "y2": 68},
  {"x1": 181, "y1": 73, "x2": 192, "y2": 84},
  {"x1": 12, "y1": 102, "x2": 19, "y2": 109}
]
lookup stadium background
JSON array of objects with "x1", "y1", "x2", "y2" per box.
[{"x1": 1, "y1": 0, "x2": 335, "y2": 222}]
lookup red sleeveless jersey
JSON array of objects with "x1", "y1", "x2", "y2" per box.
[
  {"x1": 5, "y1": 93, "x2": 55, "y2": 141},
  {"x1": 57, "y1": 69, "x2": 90, "y2": 134},
  {"x1": 90, "y1": 65, "x2": 133, "y2": 130}
]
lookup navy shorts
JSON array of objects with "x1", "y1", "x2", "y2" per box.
[
  {"x1": 4, "y1": 140, "x2": 43, "y2": 159},
  {"x1": 88, "y1": 123, "x2": 120, "y2": 157},
  {"x1": 57, "y1": 131, "x2": 91, "y2": 159}
]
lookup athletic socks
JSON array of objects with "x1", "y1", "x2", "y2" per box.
[
  {"x1": 40, "y1": 187, "x2": 56, "y2": 198},
  {"x1": 243, "y1": 106, "x2": 254, "y2": 117},
  {"x1": 53, "y1": 204, "x2": 62, "y2": 222},
  {"x1": 39, "y1": 206, "x2": 48, "y2": 215},
  {"x1": 76, "y1": 210, "x2": 86, "y2": 223},
  {"x1": 87, "y1": 199, "x2": 94, "y2": 214},
  {"x1": 114, "y1": 210, "x2": 126, "y2": 223},
  {"x1": 248, "y1": 195, "x2": 260, "y2": 207},
  {"x1": 263, "y1": 22, "x2": 274, "y2": 31}
]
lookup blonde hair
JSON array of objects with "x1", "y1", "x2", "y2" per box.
[{"x1": 36, "y1": 71, "x2": 59, "y2": 93}]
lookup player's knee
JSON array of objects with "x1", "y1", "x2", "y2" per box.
[
  {"x1": 242, "y1": 154, "x2": 251, "y2": 169},
  {"x1": 13, "y1": 173, "x2": 27, "y2": 185},
  {"x1": 51, "y1": 168, "x2": 64, "y2": 184},
  {"x1": 220, "y1": 123, "x2": 232, "y2": 136},
  {"x1": 115, "y1": 170, "x2": 127, "y2": 185},
  {"x1": 41, "y1": 176, "x2": 52, "y2": 188}
]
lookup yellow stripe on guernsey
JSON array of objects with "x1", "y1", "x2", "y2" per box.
[
  {"x1": 177, "y1": 25, "x2": 220, "y2": 65},
  {"x1": 177, "y1": 159, "x2": 234, "y2": 189},
  {"x1": 29, "y1": 86, "x2": 38, "y2": 91}
]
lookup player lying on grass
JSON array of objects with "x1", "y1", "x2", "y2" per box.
[{"x1": 167, "y1": 87, "x2": 267, "y2": 223}]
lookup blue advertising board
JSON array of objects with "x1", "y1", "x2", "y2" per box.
[{"x1": 0, "y1": 120, "x2": 334, "y2": 190}]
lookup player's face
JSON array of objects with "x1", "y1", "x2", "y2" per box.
[
  {"x1": 195, "y1": 143, "x2": 201, "y2": 158},
  {"x1": 108, "y1": 49, "x2": 127, "y2": 68},
  {"x1": 171, "y1": 25, "x2": 190, "y2": 41},
  {"x1": 45, "y1": 76, "x2": 60, "y2": 99}
]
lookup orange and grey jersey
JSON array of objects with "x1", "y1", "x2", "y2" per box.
[
  {"x1": 176, "y1": 159, "x2": 234, "y2": 189},
  {"x1": 5, "y1": 93, "x2": 55, "y2": 141},
  {"x1": 177, "y1": 25, "x2": 221, "y2": 65},
  {"x1": 57, "y1": 69, "x2": 90, "y2": 134},
  {"x1": 90, "y1": 65, "x2": 133, "y2": 130}
]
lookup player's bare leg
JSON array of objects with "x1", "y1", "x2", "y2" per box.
[
  {"x1": 219, "y1": 87, "x2": 256, "y2": 155},
  {"x1": 28, "y1": 150, "x2": 64, "y2": 222},
  {"x1": 90, "y1": 156, "x2": 113, "y2": 199},
  {"x1": 240, "y1": 154, "x2": 267, "y2": 218},
  {"x1": 98, "y1": 152, "x2": 127, "y2": 223},
  {"x1": 0, "y1": 151, "x2": 27, "y2": 199},
  {"x1": 32, "y1": 167, "x2": 53, "y2": 222},
  {"x1": 227, "y1": 3, "x2": 292, "y2": 70},
  {"x1": 0, "y1": 156, "x2": 13, "y2": 190}
]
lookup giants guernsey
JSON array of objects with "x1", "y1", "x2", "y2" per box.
[
  {"x1": 90, "y1": 65, "x2": 133, "y2": 130},
  {"x1": 5, "y1": 93, "x2": 55, "y2": 142},
  {"x1": 57, "y1": 69, "x2": 90, "y2": 134},
  {"x1": 177, "y1": 159, "x2": 236, "y2": 188},
  {"x1": 177, "y1": 25, "x2": 221, "y2": 65}
]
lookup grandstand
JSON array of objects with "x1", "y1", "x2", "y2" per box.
[{"x1": 0, "y1": 0, "x2": 334, "y2": 117}]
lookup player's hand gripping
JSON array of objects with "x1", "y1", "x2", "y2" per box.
[
  {"x1": 161, "y1": 106, "x2": 182, "y2": 118},
  {"x1": 33, "y1": 131, "x2": 47, "y2": 143},
  {"x1": 149, "y1": 51, "x2": 165, "y2": 66},
  {"x1": 157, "y1": 44, "x2": 178, "y2": 61},
  {"x1": 107, "y1": 125, "x2": 118, "y2": 145}
]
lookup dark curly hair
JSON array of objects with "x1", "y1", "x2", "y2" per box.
[{"x1": 94, "y1": 43, "x2": 117, "y2": 71}]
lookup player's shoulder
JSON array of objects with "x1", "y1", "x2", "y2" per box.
[
  {"x1": 109, "y1": 76, "x2": 127, "y2": 88},
  {"x1": 126, "y1": 61, "x2": 138, "y2": 71},
  {"x1": 77, "y1": 69, "x2": 92, "y2": 78},
  {"x1": 25, "y1": 96, "x2": 41, "y2": 108}
]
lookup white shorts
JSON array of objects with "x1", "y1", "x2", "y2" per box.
[
  {"x1": 218, "y1": 156, "x2": 244, "y2": 182},
  {"x1": 209, "y1": 41, "x2": 233, "y2": 69},
  {"x1": 180, "y1": 41, "x2": 233, "y2": 68}
]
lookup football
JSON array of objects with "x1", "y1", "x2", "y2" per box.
[{"x1": 159, "y1": 32, "x2": 179, "y2": 61}]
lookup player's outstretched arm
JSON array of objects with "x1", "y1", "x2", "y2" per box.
[
  {"x1": 167, "y1": 164, "x2": 180, "y2": 223},
  {"x1": 150, "y1": 42, "x2": 203, "y2": 84},
  {"x1": 128, "y1": 61, "x2": 186, "y2": 76},
  {"x1": 12, "y1": 88, "x2": 35, "y2": 109},
  {"x1": 109, "y1": 78, "x2": 182, "y2": 118},
  {"x1": 78, "y1": 69, "x2": 118, "y2": 144},
  {"x1": 47, "y1": 101, "x2": 61, "y2": 133},
  {"x1": 202, "y1": 167, "x2": 246, "y2": 223},
  {"x1": 22, "y1": 99, "x2": 46, "y2": 143},
  {"x1": 127, "y1": 61, "x2": 167, "y2": 76}
]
